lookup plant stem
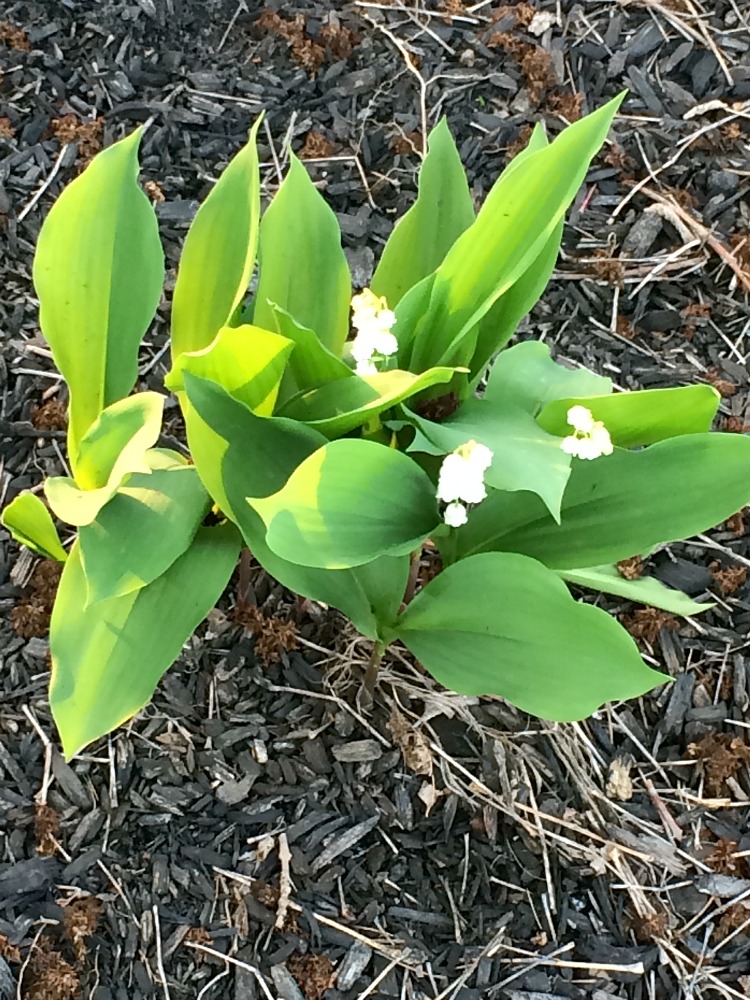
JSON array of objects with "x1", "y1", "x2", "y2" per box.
[
  {"x1": 362, "y1": 640, "x2": 386, "y2": 703},
  {"x1": 237, "y1": 547, "x2": 256, "y2": 609},
  {"x1": 441, "y1": 528, "x2": 458, "y2": 567},
  {"x1": 402, "y1": 548, "x2": 422, "y2": 608}
]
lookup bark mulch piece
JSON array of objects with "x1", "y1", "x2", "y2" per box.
[{"x1": 1, "y1": 1, "x2": 750, "y2": 998}]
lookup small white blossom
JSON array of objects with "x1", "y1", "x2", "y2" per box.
[
  {"x1": 443, "y1": 501, "x2": 468, "y2": 527},
  {"x1": 437, "y1": 439, "x2": 493, "y2": 525},
  {"x1": 560, "y1": 405, "x2": 613, "y2": 460},
  {"x1": 349, "y1": 288, "x2": 398, "y2": 374}
]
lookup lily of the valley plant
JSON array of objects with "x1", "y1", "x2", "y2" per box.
[{"x1": 5, "y1": 95, "x2": 750, "y2": 759}]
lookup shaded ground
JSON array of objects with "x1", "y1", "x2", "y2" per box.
[{"x1": 1, "y1": 1, "x2": 750, "y2": 998}]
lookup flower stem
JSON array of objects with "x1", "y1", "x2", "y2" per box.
[{"x1": 441, "y1": 528, "x2": 458, "y2": 567}]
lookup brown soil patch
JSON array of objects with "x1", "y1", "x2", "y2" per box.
[
  {"x1": 710, "y1": 561, "x2": 747, "y2": 595},
  {"x1": 0, "y1": 20, "x2": 31, "y2": 50},
  {"x1": 299, "y1": 131, "x2": 336, "y2": 159},
  {"x1": 51, "y1": 114, "x2": 104, "y2": 166},
  {"x1": 62, "y1": 897, "x2": 101, "y2": 965},
  {"x1": 616, "y1": 556, "x2": 644, "y2": 580},
  {"x1": 288, "y1": 953, "x2": 336, "y2": 1000},
  {"x1": 620, "y1": 607, "x2": 679, "y2": 645},
  {"x1": 31, "y1": 399, "x2": 67, "y2": 431},
  {"x1": 11, "y1": 559, "x2": 63, "y2": 638},
  {"x1": 23, "y1": 938, "x2": 80, "y2": 1000},
  {"x1": 234, "y1": 605, "x2": 298, "y2": 666},
  {"x1": 687, "y1": 734, "x2": 750, "y2": 796},
  {"x1": 487, "y1": 33, "x2": 556, "y2": 105},
  {"x1": 35, "y1": 802, "x2": 61, "y2": 856}
]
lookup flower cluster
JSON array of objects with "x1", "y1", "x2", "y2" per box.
[
  {"x1": 560, "y1": 405, "x2": 613, "y2": 460},
  {"x1": 436, "y1": 440, "x2": 493, "y2": 527},
  {"x1": 349, "y1": 288, "x2": 398, "y2": 375}
]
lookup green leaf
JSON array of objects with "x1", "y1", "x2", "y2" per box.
[
  {"x1": 181, "y1": 373, "x2": 408, "y2": 638},
  {"x1": 73, "y1": 392, "x2": 165, "y2": 490},
  {"x1": 182, "y1": 373, "x2": 326, "y2": 522},
  {"x1": 78, "y1": 466, "x2": 210, "y2": 605},
  {"x1": 403, "y1": 396, "x2": 572, "y2": 521},
  {"x1": 395, "y1": 552, "x2": 667, "y2": 720},
  {"x1": 1, "y1": 493, "x2": 68, "y2": 562},
  {"x1": 249, "y1": 440, "x2": 440, "y2": 569},
  {"x1": 249, "y1": 523, "x2": 409, "y2": 640},
  {"x1": 407, "y1": 94, "x2": 624, "y2": 371},
  {"x1": 278, "y1": 366, "x2": 458, "y2": 437},
  {"x1": 253, "y1": 155, "x2": 351, "y2": 356},
  {"x1": 167, "y1": 323, "x2": 293, "y2": 416},
  {"x1": 469, "y1": 220, "x2": 564, "y2": 385},
  {"x1": 45, "y1": 392, "x2": 165, "y2": 527},
  {"x1": 557, "y1": 565, "x2": 712, "y2": 616},
  {"x1": 395, "y1": 272, "x2": 437, "y2": 370},
  {"x1": 537, "y1": 384, "x2": 720, "y2": 448},
  {"x1": 50, "y1": 524, "x2": 240, "y2": 759},
  {"x1": 457, "y1": 433, "x2": 750, "y2": 569},
  {"x1": 33, "y1": 129, "x2": 164, "y2": 465},
  {"x1": 483, "y1": 340, "x2": 612, "y2": 411},
  {"x1": 270, "y1": 305, "x2": 353, "y2": 394},
  {"x1": 371, "y1": 119, "x2": 475, "y2": 307},
  {"x1": 171, "y1": 120, "x2": 262, "y2": 360}
]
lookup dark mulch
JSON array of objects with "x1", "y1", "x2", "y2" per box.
[{"x1": 1, "y1": 1, "x2": 750, "y2": 998}]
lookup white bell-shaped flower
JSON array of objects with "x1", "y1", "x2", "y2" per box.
[
  {"x1": 560, "y1": 405, "x2": 613, "y2": 460},
  {"x1": 443, "y1": 501, "x2": 468, "y2": 527},
  {"x1": 437, "y1": 440, "x2": 494, "y2": 525},
  {"x1": 349, "y1": 288, "x2": 398, "y2": 374}
]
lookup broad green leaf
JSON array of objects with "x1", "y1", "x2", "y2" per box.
[
  {"x1": 79, "y1": 466, "x2": 210, "y2": 605},
  {"x1": 271, "y1": 305, "x2": 353, "y2": 394},
  {"x1": 558, "y1": 565, "x2": 712, "y2": 616},
  {"x1": 537, "y1": 385, "x2": 720, "y2": 448},
  {"x1": 33, "y1": 129, "x2": 164, "y2": 465},
  {"x1": 50, "y1": 524, "x2": 240, "y2": 759},
  {"x1": 45, "y1": 393, "x2": 165, "y2": 527},
  {"x1": 403, "y1": 396, "x2": 572, "y2": 520},
  {"x1": 457, "y1": 433, "x2": 750, "y2": 569},
  {"x1": 395, "y1": 552, "x2": 667, "y2": 720},
  {"x1": 278, "y1": 367, "x2": 458, "y2": 437},
  {"x1": 181, "y1": 373, "x2": 408, "y2": 638},
  {"x1": 171, "y1": 120, "x2": 262, "y2": 360},
  {"x1": 371, "y1": 119, "x2": 475, "y2": 307},
  {"x1": 469, "y1": 220, "x2": 564, "y2": 385},
  {"x1": 407, "y1": 94, "x2": 624, "y2": 371},
  {"x1": 167, "y1": 324, "x2": 293, "y2": 416},
  {"x1": 253, "y1": 155, "x2": 351, "y2": 356},
  {"x1": 1, "y1": 493, "x2": 68, "y2": 562},
  {"x1": 249, "y1": 522, "x2": 410, "y2": 640},
  {"x1": 249, "y1": 440, "x2": 440, "y2": 569},
  {"x1": 483, "y1": 341, "x2": 612, "y2": 412},
  {"x1": 182, "y1": 373, "x2": 326, "y2": 522}
]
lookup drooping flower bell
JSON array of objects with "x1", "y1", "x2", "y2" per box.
[
  {"x1": 436, "y1": 439, "x2": 493, "y2": 526},
  {"x1": 560, "y1": 405, "x2": 613, "y2": 460},
  {"x1": 349, "y1": 288, "x2": 398, "y2": 375}
]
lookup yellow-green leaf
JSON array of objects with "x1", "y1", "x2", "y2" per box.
[
  {"x1": 171, "y1": 119, "x2": 262, "y2": 360},
  {"x1": 0, "y1": 493, "x2": 68, "y2": 562},
  {"x1": 33, "y1": 129, "x2": 164, "y2": 465}
]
